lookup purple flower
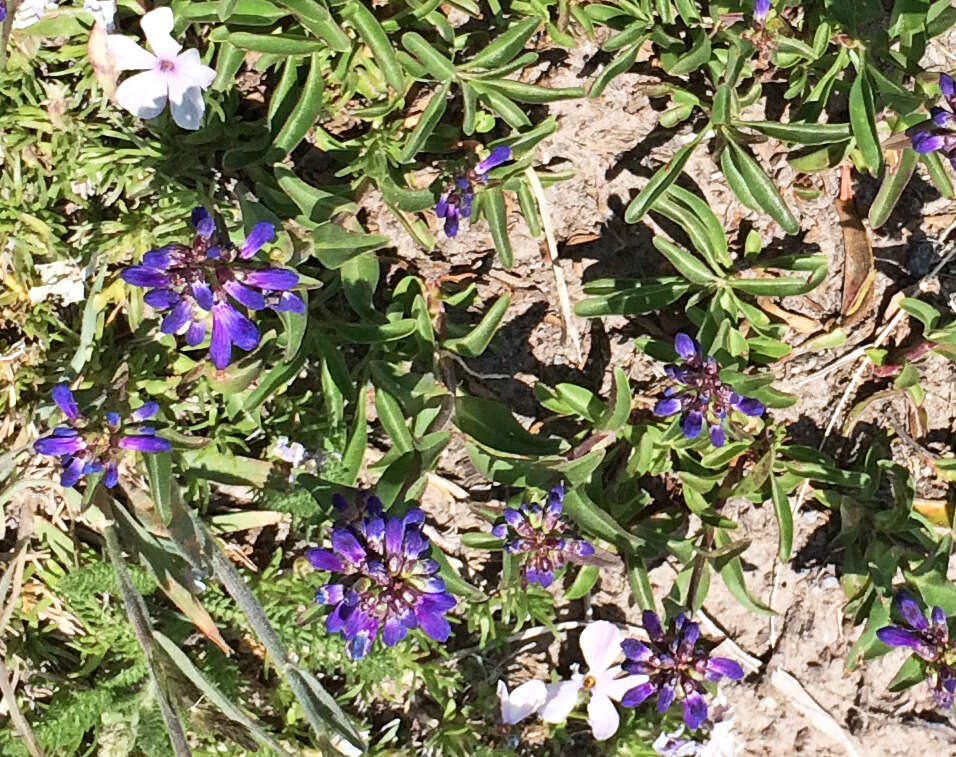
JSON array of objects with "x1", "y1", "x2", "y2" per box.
[
  {"x1": 434, "y1": 146, "x2": 511, "y2": 237},
  {"x1": 653, "y1": 333, "x2": 764, "y2": 447},
  {"x1": 121, "y1": 208, "x2": 305, "y2": 369},
  {"x1": 0, "y1": 3, "x2": 7, "y2": 23},
  {"x1": 33, "y1": 384, "x2": 170, "y2": 489},
  {"x1": 620, "y1": 611, "x2": 743, "y2": 730},
  {"x1": 489, "y1": 483, "x2": 595, "y2": 588},
  {"x1": 907, "y1": 74, "x2": 956, "y2": 170},
  {"x1": 877, "y1": 592, "x2": 956, "y2": 707},
  {"x1": 753, "y1": 0, "x2": 770, "y2": 26},
  {"x1": 305, "y1": 495, "x2": 456, "y2": 659}
]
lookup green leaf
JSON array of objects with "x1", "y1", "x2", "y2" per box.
[
  {"x1": 476, "y1": 79, "x2": 585, "y2": 103},
  {"x1": 899, "y1": 297, "x2": 940, "y2": 331},
  {"x1": 625, "y1": 129, "x2": 706, "y2": 224},
  {"x1": 921, "y1": 150, "x2": 954, "y2": 198},
  {"x1": 226, "y1": 31, "x2": 325, "y2": 54},
  {"x1": 739, "y1": 120, "x2": 852, "y2": 145},
  {"x1": 565, "y1": 565, "x2": 601, "y2": 600},
  {"x1": 443, "y1": 294, "x2": 510, "y2": 356},
  {"x1": 464, "y1": 17, "x2": 540, "y2": 70},
  {"x1": 340, "y1": 252, "x2": 379, "y2": 318},
  {"x1": 270, "y1": 53, "x2": 324, "y2": 158},
  {"x1": 402, "y1": 32, "x2": 457, "y2": 80},
  {"x1": 887, "y1": 655, "x2": 928, "y2": 692},
  {"x1": 144, "y1": 451, "x2": 173, "y2": 527},
  {"x1": 590, "y1": 43, "x2": 639, "y2": 99},
  {"x1": 562, "y1": 488, "x2": 642, "y2": 552},
  {"x1": 375, "y1": 388, "x2": 415, "y2": 453},
  {"x1": 279, "y1": 0, "x2": 351, "y2": 51},
  {"x1": 340, "y1": 382, "x2": 368, "y2": 485},
  {"x1": 770, "y1": 475, "x2": 793, "y2": 561},
  {"x1": 400, "y1": 82, "x2": 450, "y2": 162},
  {"x1": 652, "y1": 237, "x2": 718, "y2": 286},
  {"x1": 484, "y1": 188, "x2": 513, "y2": 269},
  {"x1": 714, "y1": 529, "x2": 775, "y2": 615},
  {"x1": 332, "y1": 319, "x2": 418, "y2": 343},
  {"x1": 311, "y1": 223, "x2": 387, "y2": 268},
  {"x1": 724, "y1": 138, "x2": 800, "y2": 234},
  {"x1": 154, "y1": 632, "x2": 293, "y2": 757},
  {"x1": 729, "y1": 275, "x2": 818, "y2": 296},
  {"x1": 454, "y1": 396, "x2": 565, "y2": 456},
  {"x1": 343, "y1": 0, "x2": 406, "y2": 96},
  {"x1": 849, "y1": 62, "x2": 883, "y2": 177},
  {"x1": 594, "y1": 367, "x2": 632, "y2": 431},
  {"x1": 575, "y1": 277, "x2": 692, "y2": 316}
]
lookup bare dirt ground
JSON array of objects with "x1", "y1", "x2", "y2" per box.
[{"x1": 364, "y1": 25, "x2": 956, "y2": 757}]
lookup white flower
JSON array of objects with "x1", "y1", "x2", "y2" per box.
[
  {"x1": 12, "y1": 0, "x2": 57, "y2": 29},
  {"x1": 497, "y1": 679, "x2": 547, "y2": 725},
  {"x1": 28, "y1": 261, "x2": 84, "y2": 305},
  {"x1": 652, "y1": 696, "x2": 739, "y2": 757},
  {"x1": 106, "y1": 7, "x2": 215, "y2": 130},
  {"x1": 273, "y1": 436, "x2": 308, "y2": 467},
  {"x1": 539, "y1": 620, "x2": 646, "y2": 741},
  {"x1": 84, "y1": 0, "x2": 116, "y2": 31}
]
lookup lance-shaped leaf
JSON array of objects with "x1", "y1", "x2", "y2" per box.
[{"x1": 625, "y1": 128, "x2": 707, "y2": 224}]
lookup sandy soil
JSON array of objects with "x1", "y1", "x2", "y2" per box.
[{"x1": 359, "y1": 23, "x2": 956, "y2": 757}]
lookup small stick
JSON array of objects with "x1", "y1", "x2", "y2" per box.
[{"x1": 524, "y1": 167, "x2": 584, "y2": 367}]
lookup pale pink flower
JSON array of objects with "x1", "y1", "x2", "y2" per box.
[
  {"x1": 106, "y1": 7, "x2": 215, "y2": 130},
  {"x1": 497, "y1": 679, "x2": 547, "y2": 725},
  {"x1": 539, "y1": 620, "x2": 646, "y2": 741}
]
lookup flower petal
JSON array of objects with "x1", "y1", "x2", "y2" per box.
[
  {"x1": 415, "y1": 608, "x2": 451, "y2": 642},
  {"x1": 144, "y1": 288, "x2": 181, "y2": 310},
  {"x1": 587, "y1": 692, "x2": 621, "y2": 741},
  {"x1": 239, "y1": 222, "x2": 276, "y2": 258},
  {"x1": 734, "y1": 397, "x2": 764, "y2": 417},
  {"x1": 118, "y1": 435, "x2": 171, "y2": 453},
  {"x1": 674, "y1": 332, "x2": 697, "y2": 360},
  {"x1": 35, "y1": 432, "x2": 86, "y2": 457},
  {"x1": 191, "y1": 281, "x2": 214, "y2": 311},
  {"x1": 115, "y1": 69, "x2": 168, "y2": 120},
  {"x1": 169, "y1": 85, "x2": 206, "y2": 131},
  {"x1": 191, "y1": 207, "x2": 215, "y2": 238},
  {"x1": 539, "y1": 680, "x2": 582, "y2": 723},
  {"x1": 894, "y1": 592, "x2": 929, "y2": 631},
  {"x1": 186, "y1": 320, "x2": 206, "y2": 346},
  {"x1": 579, "y1": 620, "x2": 624, "y2": 677},
  {"x1": 140, "y1": 6, "x2": 180, "y2": 60},
  {"x1": 122, "y1": 265, "x2": 169, "y2": 288},
  {"x1": 499, "y1": 679, "x2": 547, "y2": 725},
  {"x1": 476, "y1": 145, "x2": 511, "y2": 174},
  {"x1": 681, "y1": 410, "x2": 703, "y2": 439},
  {"x1": 620, "y1": 681, "x2": 656, "y2": 708},
  {"x1": 271, "y1": 291, "x2": 305, "y2": 314},
  {"x1": 305, "y1": 548, "x2": 344, "y2": 573},
  {"x1": 706, "y1": 657, "x2": 744, "y2": 681},
  {"x1": 224, "y1": 280, "x2": 266, "y2": 311},
  {"x1": 60, "y1": 457, "x2": 86, "y2": 488},
  {"x1": 708, "y1": 423, "x2": 726, "y2": 447},
  {"x1": 104, "y1": 463, "x2": 119, "y2": 488},
  {"x1": 244, "y1": 268, "x2": 298, "y2": 291},
  {"x1": 131, "y1": 402, "x2": 159, "y2": 422},
  {"x1": 161, "y1": 299, "x2": 192, "y2": 334},
  {"x1": 106, "y1": 34, "x2": 155, "y2": 71},
  {"x1": 654, "y1": 397, "x2": 682, "y2": 416},
  {"x1": 52, "y1": 384, "x2": 80, "y2": 421},
  {"x1": 682, "y1": 691, "x2": 708, "y2": 730},
  {"x1": 213, "y1": 302, "x2": 259, "y2": 351},
  {"x1": 171, "y1": 48, "x2": 215, "y2": 92}
]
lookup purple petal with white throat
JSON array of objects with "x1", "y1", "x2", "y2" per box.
[{"x1": 244, "y1": 268, "x2": 298, "y2": 291}]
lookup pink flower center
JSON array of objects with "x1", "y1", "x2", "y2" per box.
[
  {"x1": 583, "y1": 674, "x2": 596, "y2": 689},
  {"x1": 158, "y1": 58, "x2": 176, "y2": 73}
]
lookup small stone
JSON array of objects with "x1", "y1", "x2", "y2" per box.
[{"x1": 821, "y1": 574, "x2": 840, "y2": 590}]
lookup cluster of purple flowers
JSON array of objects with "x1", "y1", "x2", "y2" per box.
[
  {"x1": 653, "y1": 333, "x2": 764, "y2": 447},
  {"x1": 878, "y1": 592, "x2": 956, "y2": 707},
  {"x1": 33, "y1": 384, "x2": 170, "y2": 488},
  {"x1": 121, "y1": 208, "x2": 304, "y2": 370},
  {"x1": 910, "y1": 74, "x2": 956, "y2": 168},
  {"x1": 620, "y1": 611, "x2": 744, "y2": 730},
  {"x1": 305, "y1": 494, "x2": 456, "y2": 659},
  {"x1": 490, "y1": 483, "x2": 595, "y2": 588},
  {"x1": 435, "y1": 145, "x2": 511, "y2": 237}
]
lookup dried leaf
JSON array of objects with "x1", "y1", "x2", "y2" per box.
[
  {"x1": 757, "y1": 297, "x2": 822, "y2": 334},
  {"x1": 913, "y1": 498, "x2": 951, "y2": 527},
  {"x1": 836, "y1": 195, "x2": 874, "y2": 322},
  {"x1": 87, "y1": 23, "x2": 118, "y2": 101}
]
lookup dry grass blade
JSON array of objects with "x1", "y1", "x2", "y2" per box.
[
  {"x1": 771, "y1": 668, "x2": 861, "y2": 757},
  {"x1": 524, "y1": 166, "x2": 584, "y2": 367},
  {"x1": 0, "y1": 658, "x2": 44, "y2": 757}
]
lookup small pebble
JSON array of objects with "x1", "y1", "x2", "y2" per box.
[{"x1": 821, "y1": 575, "x2": 840, "y2": 590}]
